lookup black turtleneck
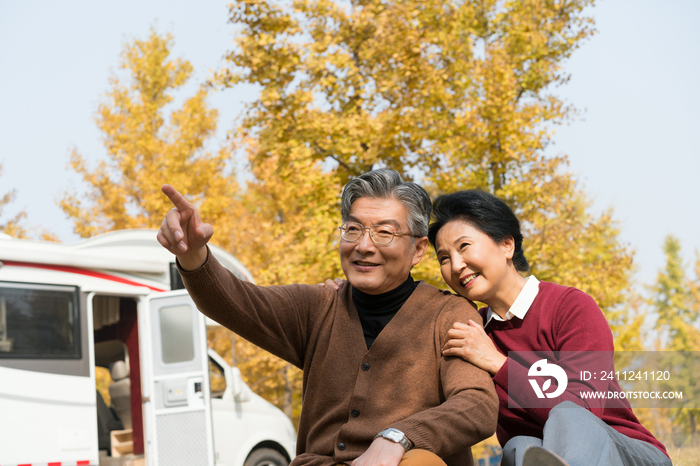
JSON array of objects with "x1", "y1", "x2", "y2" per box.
[{"x1": 352, "y1": 275, "x2": 418, "y2": 349}]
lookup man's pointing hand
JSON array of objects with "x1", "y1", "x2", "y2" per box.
[{"x1": 157, "y1": 184, "x2": 213, "y2": 271}]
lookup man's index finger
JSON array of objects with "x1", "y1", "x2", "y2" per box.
[{"x1": 162, "y1": 184, "x2": 193, "y2": 212}]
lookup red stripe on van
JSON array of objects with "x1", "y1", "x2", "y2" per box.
[
  {"x1": 3, "y1": 261, "x2": 167, "y2": 292},
  {"x1": 77, "y1": 461, "x2": 91, "y2": 465},
  {"x1": 48, "y1": 462, "x2": 61, "y2": 465}
]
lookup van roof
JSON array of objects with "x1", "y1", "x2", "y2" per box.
[{"x1": 0, "y1": 229, "x2": 254, "y2": 283}]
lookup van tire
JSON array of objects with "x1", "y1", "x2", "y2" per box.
[{"x1": 245, "y1": 447, "x2": 289, "y2": 466}]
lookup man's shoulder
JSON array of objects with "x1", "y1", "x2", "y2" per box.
[
  {"x1": 415, "y1": 281, "x2": 468, "y2": 301},
  {"x1": 414, "y1": 281, "x2": 479, "y2": 317}
]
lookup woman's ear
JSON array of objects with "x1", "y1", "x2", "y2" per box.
[{"x1": 501, "y1": 235, "x2": 515, "y2": 260}]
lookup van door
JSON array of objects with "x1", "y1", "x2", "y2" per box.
[
  {"x1": 0, "y1": 282, "x2": 97, "y2": 466},
  {"x1": 139, "y1": 290, "x2": 215, "y2": 466}
]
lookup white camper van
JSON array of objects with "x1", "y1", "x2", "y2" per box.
[{"x1": 0, "y1": 229, "x2": 296, "y2": 466}]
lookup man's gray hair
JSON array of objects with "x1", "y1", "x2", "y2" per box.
[{"x1": 340, "y1": 169, "x2": 431, "y2": 237}]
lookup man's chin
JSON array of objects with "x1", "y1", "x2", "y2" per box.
[{"x1": 346, "y1": 276, "x2": 382, "y2": 294}]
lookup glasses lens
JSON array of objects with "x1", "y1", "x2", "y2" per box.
[
  {"x1": 342, "y1": 223, "x2": 363, "y2": 241},
  {"x1": 371, "y1": 226, "x2": 395, "y2": 245}
]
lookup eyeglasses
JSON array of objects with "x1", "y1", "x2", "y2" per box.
[{"x1": 339, "y1": 222, "x2": 419, "y2": 245}]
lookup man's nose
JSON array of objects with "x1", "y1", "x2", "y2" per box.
[{"x1": 356, "y1": 230, "x2": 377, "y2": 252}]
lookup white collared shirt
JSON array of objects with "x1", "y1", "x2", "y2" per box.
[{"x1": 484, "y1": 275, "x2": 540, "y2": 327}]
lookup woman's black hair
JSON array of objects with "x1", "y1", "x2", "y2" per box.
[{"x1": 427, "y1": 190, "x2": 530, "y2": 273}]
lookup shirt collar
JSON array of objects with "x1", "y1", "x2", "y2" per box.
[{"x1": 484, "y1": 276, "x2": 540, "y2": 327}]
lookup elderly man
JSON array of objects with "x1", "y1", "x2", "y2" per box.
[{"x1": 157, "y1": 169, "x2": 498, "y2": 466}]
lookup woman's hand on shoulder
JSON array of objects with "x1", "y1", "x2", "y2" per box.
[
  {"x1": 316, "y1": 277, "x2": 345, "y2": 291},
  {"x1": 442, "y1": 320, "x2": 506, "y2": 376}
]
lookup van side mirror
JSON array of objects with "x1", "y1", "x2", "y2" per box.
[
  {"x1": 207, "y1": 348, "x2": 251, "y2": 402},
  {"x1": 231, "y1": 367, "x2": 250, "y2": 402}
]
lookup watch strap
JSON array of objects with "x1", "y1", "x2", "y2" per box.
[{"x1": 374, "y1": 428, "x2": 412, "y2": 452}]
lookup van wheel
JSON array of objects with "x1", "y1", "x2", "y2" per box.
[{"x1": 244, "y1": 447, "x2": 289, "y2": 466}]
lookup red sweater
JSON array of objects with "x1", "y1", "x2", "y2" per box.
[{"x1": 482, "y1": 281, "x2": 667, "y2": 457}]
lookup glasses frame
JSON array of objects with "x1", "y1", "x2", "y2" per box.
[{"x1": 338, "y1": 222, "x2": 420, "y2": 246}]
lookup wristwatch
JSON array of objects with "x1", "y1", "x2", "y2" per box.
[{"x1": 374, "y1": 428, "x2": 412, "y2": 452}]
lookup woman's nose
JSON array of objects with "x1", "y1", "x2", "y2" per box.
[{"x1": 451, "y1": 254, "x2": 466, "y2": 275}]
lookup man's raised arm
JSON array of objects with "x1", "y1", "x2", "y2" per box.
[{"x1": 156, "y1": 183, "x2": 328, "y2": 369}]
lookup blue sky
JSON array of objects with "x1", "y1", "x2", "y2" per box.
[{"x1": 1, "y1": 0, "x2": 698, "y2": 288}]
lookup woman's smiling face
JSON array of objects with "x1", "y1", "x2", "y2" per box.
[{"x1": 434, "y1": 219, "x2": 514, "y2": 304}]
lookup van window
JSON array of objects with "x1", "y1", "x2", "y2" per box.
[
  {"x1": 0, "y1": 283, "x2": 80, "y2": 359},
  {"x1": 159, "y1": 305, "x2": 195, "y2": 364}
]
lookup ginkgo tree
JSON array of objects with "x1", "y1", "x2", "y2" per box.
[
  {"x1": 215, "y1": 0, "x2": 635, "y2": 341},
  {"x1": 209, "y1": 0, "x2": 639, "y2": 430},
  {"x1": 60, "y1": 28, "x2": 238, "y2": 250}
]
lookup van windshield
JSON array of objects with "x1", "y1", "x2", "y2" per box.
[{"x1": 0, "y1": 283, "x2": 80, "y2": 359}]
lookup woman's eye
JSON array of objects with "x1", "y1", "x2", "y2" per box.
[{"x1": 460, "y1": 242, "x2": 469, "y2": 250}]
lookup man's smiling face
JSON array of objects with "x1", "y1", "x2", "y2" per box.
[{"x1": 339, "y1": 197, "x2": 427, "y2": 295}]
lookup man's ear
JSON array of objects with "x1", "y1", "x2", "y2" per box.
[
  {"x1": 501, "y1": 235, "x2": 515, "y2": 260},
  {"x1": 411, "y1": 236, "x2": 430, "y2": 267}
]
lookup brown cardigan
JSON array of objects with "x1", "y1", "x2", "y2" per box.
[{"x1": 179, "y1": 250, "x2": 498, "y2": 466}]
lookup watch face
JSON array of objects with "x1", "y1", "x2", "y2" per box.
[{"x1": 386, "y1": 430, "x2": 403, "y2": 442}]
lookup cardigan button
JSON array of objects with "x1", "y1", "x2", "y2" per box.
[
  {"x1": 351, "y1": 409, "x2": 360, "y2": 417},
  {"x1": 338, "y1": 442, "x2": 346, "y2": 451},
  {"x1": 362, "y1": 362, "x2": 370, "y2": 371}
]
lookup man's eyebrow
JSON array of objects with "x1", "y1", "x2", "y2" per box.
[
  {"x1": 376, "y1": 219, "x2": 401, "y2": 228},
  {"x1": 346, "y1": 216, "x2": 402, "y2": 229}
]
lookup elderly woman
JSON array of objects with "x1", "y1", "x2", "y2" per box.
[{"x1": 428, "y1": 190, "x2": 670, "y2": 466}]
